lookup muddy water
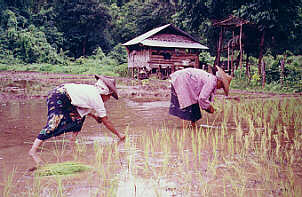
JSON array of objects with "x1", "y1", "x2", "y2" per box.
[
  {"x1": 0, "y1": 98, "x2": 172, "y2": 158},
  {"x1": 1, "y1": 97, "x2": 302, "y2": 196},
  {"x1": 0, "y1": 98, "x2": 182, "y2": 196}
]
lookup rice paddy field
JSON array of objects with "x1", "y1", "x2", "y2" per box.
[
  {"x1": 0, "y1": 71, "x2": 302, "y2": 196},
  {"x1": 0, "y1": 95, "x2": 301, "y2": 197}
]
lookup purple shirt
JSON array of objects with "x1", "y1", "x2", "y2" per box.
[{"x1": 170, "y1": 68, "x2": 217, "y2": 110}]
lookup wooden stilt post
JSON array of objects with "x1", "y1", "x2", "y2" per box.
[
  {"x1": 246, "y1": 51, "x2": 250, "y2": 79},
  {"x1": 231, "y1": 52, "x2": 235, "y2": 76},
  {"x1": 258, "y1": 30, "x2": 265, "y2": 75},
  {"x1": 130, "y1": 67, "x2": 132, "y2": 78},
  {"x1": 280, "y1": 54, "x2": 286, "y2": 86},
  {"x1": 261, "y1": 59, "x2": 266, "y2": 88},
  {"x1": 227, "y1": 40, "x2": 230, "y2": 73},
  {"x1": 239, "y1": 24, "x2": 243, "y2": 69},
  {"x1": 215, "y1": 27, "x2": 223, "y2": 66},
  {"x1": 196, "y1": 56, "x2": 200, "y2": 69},
  {"x1": 138, "y1": 67, "x2": 141, "y2": 80},
  {"x1": 231, "y1": 31, "x2": 235, "y2": 76}
]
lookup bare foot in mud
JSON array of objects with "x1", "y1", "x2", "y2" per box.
[
  {"x1": 180, "y1": 120, "x2": 198, "y2": 129},
  {"x1": 28, "y1": 150, "x2": 44, "y2": 167},
  {"x1": 27, "y1": 157, "x2": 44, "y2": 173},
  {"x1": 117, "y1": 136, "x2": 126, "y2": 146},
  {"x1": 119, "y1": 136, "x2": 126, "y2": 141},
  {"x1": 28, "y1": 166, "x2": 38, "y2": 172}
]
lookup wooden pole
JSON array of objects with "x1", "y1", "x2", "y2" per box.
[
  {"x1": 239, "y1": 24, "x2": 243, "y2": 69},
  {"x1": 258, "y1": 30, "x2": 265, "y2": 75},
  {"x1": 215, "y1": 27, "x2": 223, "y2": 66},
  {"x1": 280, "y1": 54, "x2": 286, "y2": 86},
  {"x1": 231, "y1": 31, "x2": 235, "y2": 76},
  {"x1": 261, "y1": 59, "x2": 266, "y2": 88},
  {"x1": 227, "y1": 40, "x2": 230, "y2": 72},
  {"x1": 246, "y1": 51, "x2": 250, "y2": 79},
  {"x1": 196, "y1": 56, "x2": 200, "y2": 69}
]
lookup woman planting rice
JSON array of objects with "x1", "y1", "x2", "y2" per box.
[
  {"x1": 29, "y1": 75, "x2": 125, "y2": 167},
  {"x1": 169, "y1": 66, "x2": 232, "y2": 127}
]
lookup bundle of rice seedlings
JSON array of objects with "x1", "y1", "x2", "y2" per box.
[{"x1": 35, "y1": 161, "x2": 93, "y2": 176}]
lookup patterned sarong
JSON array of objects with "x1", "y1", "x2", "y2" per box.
[{"x1": 37, "y1": 85, "x2": 85, "y2": 140}]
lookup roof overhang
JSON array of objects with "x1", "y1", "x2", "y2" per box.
[
  {"x1": 141, "y1": 39, "x2": 208, "y2": 49},
  {"x1": 122, "y1": 24, "x2": 208, "y2": 50}
]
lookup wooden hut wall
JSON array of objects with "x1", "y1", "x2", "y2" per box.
[
  {"x1": 148, "y1": 48, "x2": 199, "y2": 70},
  {"x1": 127, "y1": 47, "x2": 150, "y2": 68},
  {"x1": 126, "y1": 46, "x2": 201, "y2": 76}
]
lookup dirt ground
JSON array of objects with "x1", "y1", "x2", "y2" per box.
[
  {"x1": 0, "y1": 71, "x2": 171, "y2": 103},
  {"x1": 1, "y1": 70, "x2": 301, "y2": 104}
]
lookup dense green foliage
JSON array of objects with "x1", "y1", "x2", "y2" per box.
[
  {"x1": 230, "y1": 55, "x2": 302, "y2": 93},
  {"x1": 0, "y1": 0, "x2": 301, "y2": 92}
]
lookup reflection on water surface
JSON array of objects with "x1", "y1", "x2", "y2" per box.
[{"x1": 1, "y1": 97, "x2": 302, "y2": 196}]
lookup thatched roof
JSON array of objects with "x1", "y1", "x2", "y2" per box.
[{"x1": 122, "y1": 24, "x2": 208, "y2": 50}]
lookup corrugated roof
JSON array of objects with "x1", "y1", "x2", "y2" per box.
[
  {"x1": 141, "y1": 39, "x2": 208, "y2": 49},
  {"x1": 122, "y1": 24, "x2": 208, "y2": 50},
  {"x1": 122, "y1": 24, "x2": 171, "y2": 46}
]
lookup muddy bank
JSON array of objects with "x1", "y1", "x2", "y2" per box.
[
  {"x1": 0, "y1": 71, "x2": 171, "y2": 103},
  {"x1": 0, "y1": 71, "x2": 301, "y2": 104}
]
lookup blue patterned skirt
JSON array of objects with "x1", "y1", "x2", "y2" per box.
[
  {"x1": 169, "y1": 85, "x2": 201, "y2": 122},
  {"x1": 37, "y1": 86, "x2": 85, "y2": 140}
]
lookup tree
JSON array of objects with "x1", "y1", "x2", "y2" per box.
[
  {"x1": 32, "y1": 7, "x2": 63, "y2": 51},
  {"x1": 238, "y1": 0, "x2": 302, "y2": 54},
  {"x1": 110, "y1": 0, "x2": 176, "y2": 45},
  {"x1": 55, "y1": 0, "x2": 112, "y2": 57},
  {"x1": 109, "y1": 1, "x2": 140, "y2": 45},
  {"x1": 135, "y1": 1, "x2": 174, "y2": 35},
  {"x1": 176, "y1": 0, "x2": 302, "y2": 56}
]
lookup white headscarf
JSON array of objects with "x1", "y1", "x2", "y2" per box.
[{"x1": 95, "y1": 79, "x2": 111, "y2": 95}]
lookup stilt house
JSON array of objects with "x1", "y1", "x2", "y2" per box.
[{"x1": 122, "y1": 24, "x2": 208, "y2": 79}]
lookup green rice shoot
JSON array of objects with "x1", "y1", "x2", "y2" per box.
[{"x1": 35, "y1": 161, "x2": 93, "y2": 177}]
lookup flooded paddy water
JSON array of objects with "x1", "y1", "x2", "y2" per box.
[{"x1": 1, "y1": 71, "x2": 302, "y2": 197}]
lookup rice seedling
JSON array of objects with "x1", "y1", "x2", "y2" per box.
[
  {"x1": 3, "y1": 97, "x2": 302, "y2": 196},
  {"x1": 34, "y1": 161, "x2": 93, "y2": 177},
  {"x1": 2, "y1": 167, "x2": 16, "y2": 197}
]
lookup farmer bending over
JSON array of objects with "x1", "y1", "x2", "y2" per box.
[
  {"x1": 169, "y1": 66, "x2": 232, "y2": 127},
  {"x1": 29, "y1": 75, "x2": 125, "y2": 166}
]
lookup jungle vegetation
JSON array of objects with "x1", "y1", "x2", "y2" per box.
[{"x1": 0, "y1": 0, "x2": 301, "y2": 92}]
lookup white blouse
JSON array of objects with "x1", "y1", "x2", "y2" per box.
[{"x1": 63, "y1": 83, "x2": 106, "y2": 118}]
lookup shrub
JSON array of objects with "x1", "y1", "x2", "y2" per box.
[
  {"x1": 114, "y1": 63, "x2": 128, "y2": 77},
  {"x1": 199, "y1": 51, "x2": 215, "y2": 65},
  {"x1": 108, "y1": 44, "x2": 128, "y2": 64}
]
